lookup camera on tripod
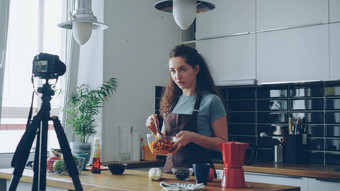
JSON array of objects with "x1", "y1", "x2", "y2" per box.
[
  {"x1": 32, "y1": 53, "x2": 66, "y2": 80},
  {"x1": 9, "y1": 53, "x2": 84, "y2": 191}
]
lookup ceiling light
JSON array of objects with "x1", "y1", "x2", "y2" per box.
[
  {"x1": 58, "y1": 0, "x2": 109, "y2": 45},
  {"x1": 154, "y1": 0, "x2": 215, "y2": 30}
]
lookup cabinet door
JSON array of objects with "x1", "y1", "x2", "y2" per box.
[
  {"x1": 330, "y1": 24, "x2": 340, "y2": 80},
  {"x1": 330, "y1": 0, "x2": 340, "y2": 22},
  {"x1": 257, "y1": 25, "x2": 329, "y2": 84},
  {"x1": 196, "y1": 0, "x2": 255, "y2": 39},
  {"x1": 245, "y1": 172, "x2": 309, "y2": 191},
  {"x1": 309, "y1": 178, "x2": 340, "y2": 191},
  {"x1": 257, "y1": 0, "x2": 328, "y2": 31},
  {"x1": 196, "y1": 34, "x2": 256, "y2": 85}
]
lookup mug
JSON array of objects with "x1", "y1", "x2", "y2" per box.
[{"x1": 192, "y1": 163, "x2": 210, "y2": 185}]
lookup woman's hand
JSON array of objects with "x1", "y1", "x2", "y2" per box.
[
  {"x1": 145, "y1": 114, "x2": 159, "y2": 135},
  {"x1": 171, "y1": 131, "x2": 195, "y2": 153}
]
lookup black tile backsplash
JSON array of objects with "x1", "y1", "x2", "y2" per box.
[
  {"x1": 290, "y1": 112, "x2": 324, "y2": 123},
  {"x1": 228, "y1": 112, "x2": 256, "y2": 123},
  {"x1": 325, "y1": 152, "x2": 340, "y2": 165},
  {"x1": 257, "y1": 86, "x2": 288, "y2": 98},
  {"x1": 306, "y1": 125, "x2": 324, "y2": 137},
  {"x1": 257, "y1": 124, "x2": 287, "y2": 136},
  {"x1": 326, "y1": 99, "x2": 340, "y2": 110},
  {"x1": 307, "y1": 152, "x2": 324, "y2": 164},
  {"x1": 155, "y1": 81, "x2": 340, "y2": 165},
  {"x1": 307, "y1": 138, "x2": 324, "y2": 150},
  {"x1": 258, "y1": 100, "x2": 288, "y2": 111},
  {"x1": 327, "y1": 125, "x2": 340, "y2": 137},
  {"x1": 228, "y1": 100, "x2": 256, "y2": 111},
  {"x1": 325, "y1": 85, "x2": 340, "y2": 96},
  {"x1": 228, "y1": 124, "x2": 256, "y2": 135},
  {"x1": 290, "y1": 99, "x2": 323, "y2": 110},
  {"x1": 325, "y1": 112, "x2": 340, "y2": 124},
  {"x1": 222, "y1": 81, "x2": 340, "y2": 165},
  {"x1": 289, "y1": 84, "x2": 323, "y2": 97},
  {"x1": 228, "y1": 88, "x2": 256, "y2": 99},
  {"x1": 258, "y1": 112, "x2": 287, "y2": 123}
]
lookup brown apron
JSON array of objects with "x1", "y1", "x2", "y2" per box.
[{"x1": 163, "y1": 91, "x2": 212, "y2": 173}]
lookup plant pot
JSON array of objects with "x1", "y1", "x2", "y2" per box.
[{"x1": 70, "y1": 142, "x2": 91, "y2": 170}]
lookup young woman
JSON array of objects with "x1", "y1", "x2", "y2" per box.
[{"x1": 146, "y1": 44, "x2": 228, "y2": 173}]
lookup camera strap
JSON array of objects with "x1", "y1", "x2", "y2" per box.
[
  {"x1": 27, "y1": 76, "x2": 38, "y2": 128},
  {"x1": 26, "y1": 91, "x2": 35, "y2": 128}
]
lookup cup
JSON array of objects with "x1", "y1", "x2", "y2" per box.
[{"x1": 192, "y1": 163, "x2": 210, "y2": 185}]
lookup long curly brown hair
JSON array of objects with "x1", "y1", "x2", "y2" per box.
[{"x1": 159, "y1": 44, "x2": 224, "y2": 118}]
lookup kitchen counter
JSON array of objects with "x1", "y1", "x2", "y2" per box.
[
  {"x1": 106, "y1": 160, "x2": 340, "y2": 181},
  {"x1": 0, "y1": 168, "x2": 300, "y2": 191},
  {"x1": 215, "y1": 162, "x2": 340, "y2": 181}
]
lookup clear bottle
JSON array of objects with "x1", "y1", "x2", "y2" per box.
[
  {"x1": 92, "y1": 137, "x2": 101, "y2": 174},
  {"x1": 140, "y1": 138, "x2": 145, "y2": 161}
]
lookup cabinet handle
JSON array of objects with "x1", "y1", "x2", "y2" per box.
[
  {"x1": 215, "y1": 79, "x2": 256, "y2": 86},
  {"x1": 245, "y1": 172, "x2": 303, "y2": 179},
  {"x1": 197, "y1": 32, "x2": 254, "y2": 41},
  {"x1": 315, "y1": 178, "x2": 340, "y2": 183},
  {"x1": 258, "y1": 22, "x2": 324, "y2": 33}
]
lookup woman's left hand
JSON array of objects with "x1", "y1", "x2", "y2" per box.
[{"x1": 171, "y1": 131, "x2": 195, "y2": 153}]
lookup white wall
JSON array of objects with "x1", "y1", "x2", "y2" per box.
[{"x1": 102, "y1": 0, "x2": 179, "y2": 162}]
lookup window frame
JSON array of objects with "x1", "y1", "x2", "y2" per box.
[{"x1": 0, "y1": 0, "x2": 76, "y2": 167}]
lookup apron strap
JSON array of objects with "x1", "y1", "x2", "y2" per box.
[{"x1": 192, "y1": 91, "x2": 203, "y2": 114}]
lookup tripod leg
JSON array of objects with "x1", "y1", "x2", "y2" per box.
[
  {"x1": 31, "y1": 120, "x2": 48, "y2": 191},
  {"x1": 52, "y1": 116, "x2": 83, "y2": 191},
  {"x1": 8, "y1": 116, "x2": 41, "y2": 191}
]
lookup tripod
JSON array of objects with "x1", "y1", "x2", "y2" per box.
[{"x1": 9, "y1": 81, "x2": 83, "y2": 191}]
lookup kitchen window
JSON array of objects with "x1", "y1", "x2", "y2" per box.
[{"x1": 0, "y1": 0, "x2": 69, "y2": 166}]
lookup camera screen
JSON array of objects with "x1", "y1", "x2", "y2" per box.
[{"x1": 33, "y1": 60, "x2": 48, "y2": 73}]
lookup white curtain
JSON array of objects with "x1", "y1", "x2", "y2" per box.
[{"x1": 0, "y1": 0, "x2": 10, "y2": 124}]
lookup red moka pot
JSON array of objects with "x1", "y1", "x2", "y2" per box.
[{"x1": 217, "y1": 141, "x2": 249, "y2": 188}]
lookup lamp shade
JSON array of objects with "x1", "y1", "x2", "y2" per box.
[
  {"x1": 58, "y1": 0, "x2": 108, "y2": 45},
  {"x1": 154, "y1": 0, "x2": 215, "y2": 30},
  {"x1": 173, "y1": 0, "x2": 196, "y2": 30},
  {"x1": 72, "y1": 22, "x2": 93, "y2": 45}
]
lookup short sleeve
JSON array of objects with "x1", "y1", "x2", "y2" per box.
[{"x1": 209, "y1": 95, "x2": 227, "y2": 124}]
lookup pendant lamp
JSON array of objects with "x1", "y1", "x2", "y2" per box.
[
  {"x1": 154, "y1": 0, "x2": 215, "y2": 30},
  {"x1": 58, "y1": 0, "x2": 109, "y2": 45}
]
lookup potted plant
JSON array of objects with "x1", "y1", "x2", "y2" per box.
[{"x1": 63, "y1": 77, "x2": 118, "y2": 167}]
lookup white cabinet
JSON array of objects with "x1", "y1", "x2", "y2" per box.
[
  {"x1": 257, "y1": 25, "x2": 329, "y2": 84},
  {"x1": 330, "y1": 23, "x2": 340, "y2": 80},
  {"x1": 245, "y1": 172, "x2": 309, "y2": 191},
  {"x1": 245, "y1": 172, "x2": 340, "y2": 191},
  {"x1": 196, "y1": 34, "x2": 256, "y2": 85},
  {"x1": 195, "y1": 0, "x2": 255, "y2": 39},
  {"x1": 257, "y1": 0, "x2": 328, "y2": 31},
  {"x1": 308, "y1": 178, "x2": 340, "y2": 191},
  {"x1": 330, "y1": 0, "x2": 340, "y2": 22}
]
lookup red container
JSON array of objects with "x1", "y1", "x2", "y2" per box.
[{"x1": 217, "y1": 141, "x2": 249, "y2": 188}]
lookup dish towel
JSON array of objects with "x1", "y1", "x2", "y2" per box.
[{"x1": 160, "y1": 182, "x2": 205, "y2": 191}]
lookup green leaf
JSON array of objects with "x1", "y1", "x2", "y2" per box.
[{"x1": 63, "y1": 77, "x2": 118, "y2": 143}]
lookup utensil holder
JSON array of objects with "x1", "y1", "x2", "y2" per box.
[{"x1": 284, "y1": 135, "x2": 302, "y2": 164}]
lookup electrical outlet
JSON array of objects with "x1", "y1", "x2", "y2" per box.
[{"x1": 215, "y1": 169, "x2": 223, "y2": 179}]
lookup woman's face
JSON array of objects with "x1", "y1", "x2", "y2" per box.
[{"x1": 169, "y1": 56, "x2": 199, "y2": 94}]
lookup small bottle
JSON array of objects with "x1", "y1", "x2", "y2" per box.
[
  {"x1": 92, "y1": 137, "x2": 101, "y2": 174},
  {"x1": 140, "y1": 138, "x2": 145, "y2": 161}
]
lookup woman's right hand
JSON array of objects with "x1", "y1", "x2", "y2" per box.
[{"x1": 145, "y1": 114, "x2": 159, "y2": 135}]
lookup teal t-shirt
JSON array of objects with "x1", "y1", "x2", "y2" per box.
[{"x1": 171, "y1": 91, "x2": 226, "y2": 137}]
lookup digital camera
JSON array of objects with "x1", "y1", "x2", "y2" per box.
[{"x1": 32, "y1": 53, "x2": 66, "y2": 79}]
